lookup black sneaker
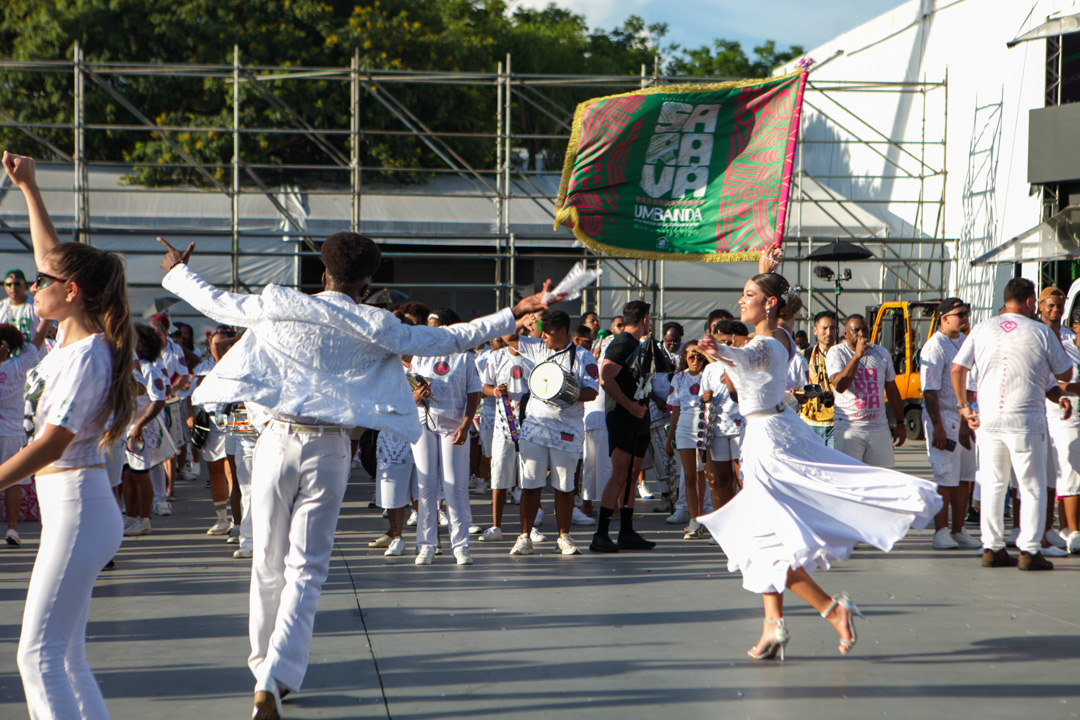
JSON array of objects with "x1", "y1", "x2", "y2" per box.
[
  {"x1": 617, "y1": 531, "x2": 656, "y2": 551},
  {"x1": 589, "y1": 533, "x2": 619, "y2": 553}
]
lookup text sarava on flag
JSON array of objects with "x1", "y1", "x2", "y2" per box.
[{"x1": 554, "y1": 71, "x2": 808, "y2": 262}]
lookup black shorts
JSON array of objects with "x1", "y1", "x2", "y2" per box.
[{"x1": 606, "y1": 410, "x2": 651, "y2": 458}]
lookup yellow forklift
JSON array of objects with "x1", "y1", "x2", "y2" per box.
[{"x1": 866, "y1": 300, "x2": 941, "y2": 440}]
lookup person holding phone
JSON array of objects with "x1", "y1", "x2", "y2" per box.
[
  {"x1": 826, "y1": 314, "x2": 907, "y2": 467},
  {"x1": 920, "y1": 298, "x2": 980, "y2": 550}
]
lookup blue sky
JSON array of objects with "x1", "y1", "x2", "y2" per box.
[{"x1": 512, "y1": 0, "x2": 907, "y2": 56}]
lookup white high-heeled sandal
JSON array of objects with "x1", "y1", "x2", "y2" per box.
[
  {"x1": 821, "y1": 592, "x2": 869, "y2": 655},
  {"x1": 747, "y1": 618, "x2": 790, "y2": 662}
]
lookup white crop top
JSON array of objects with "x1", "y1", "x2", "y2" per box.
[{"x1": 25, "y1": 334, "x2": 114, "y2": 468}]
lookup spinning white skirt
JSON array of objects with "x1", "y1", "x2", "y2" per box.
[{"x1": 699, "y1": 407, "x2": 941, "y2": 594}]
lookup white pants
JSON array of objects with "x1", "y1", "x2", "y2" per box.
[
  {"x1": 976, "y1": 430, "x2": 1048, "y2": 554},
  {"x1": 412, "y1": 426, "x2": 471, "y2": 552},
  {"x1": 489, "y1": 431, "x2": 518, "y2": 490},
  {"x1": 518, "y1": 438, "x2": 578, "y2": 492},
  {"x1": 230, "y1": 434, "x2": 257, "y2": 551},
  {"x1": 835, "y1": 425, "x2": 895, "y2": 468},
  {"x1": 18, "y1": 467, "x2": 122, "y2": 720},
  {"x1": 248, "y1": 427, "x2": 351, "y2": 694},
  {"x1": 582, "y1": 428, "x2": 611, "y2": 501}
]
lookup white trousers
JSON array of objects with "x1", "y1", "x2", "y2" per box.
[
  {"x1": 18, "y1": 467, "x2": 122, "y2": 720},
  {"x1": 582, "y1": 428, "x2": 611, "y2": 501},
  {"x1": 976, "y1": 430, "x2": 1047, "y2": 554},
  {"x1": 489, "y1": 431, "x2": 519, "y2": 490},
  {"x1": 248, "y1": 427, "x2": 351, "y2": 694},
  {"x1": 231, "y1": 434, "x2": 257, "y2": 551},
  {"x1": 835, "y1": 425, "x2": 895, "y2": 468},
  {"x1": 412, "y1": 427, "x2": 471, "y2": 552}
]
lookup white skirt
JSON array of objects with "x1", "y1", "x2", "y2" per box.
[{"x1": 699, "y1": 406, "x2": 941, "y2": 594}]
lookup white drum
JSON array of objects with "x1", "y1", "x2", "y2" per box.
[{"x1": 529, "y1": 361, "x2": 580, "y2": 408}]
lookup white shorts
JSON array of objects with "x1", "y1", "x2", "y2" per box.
[
  {"x1": 582, "y1": 428, "x2": 611, "y2": 501},
  {"x1": 0, "y1": 435, "x2": 30, "y2": 486},
  {"x1": 926, "y1": 415, "x2": 962, "y2": 488},
  {"x1": 835, "y1": 425, "x2": 895, "y2": 468},
  {"x1": 202, "y1": 420, "x2": 227, "y2": 463},
  {"x1": 1049, "y1": 421, "x2": 1080, "y2": 495},
  {"x1": 518, "y1": 438, "x2": 578, "y2": 492},
  {"x1": 479, "y1": 426, "x2": 494, "y2": 458},
  {"x1": 489, "y1": 432, "x2": 519, "y2": 490},
  {"x1": 709, "y1": 435, "x2": 740, "y2": 462},
  {"x1": 376, "y1": 462, "x2": 417, "y2": 509}
]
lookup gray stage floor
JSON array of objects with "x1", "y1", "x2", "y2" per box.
[{"x1": 1, "y1": 445, "x2": 1078, "y2": 720}]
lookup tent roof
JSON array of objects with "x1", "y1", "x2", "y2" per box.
[{"x1": 970, "y1": 205, "x2": 1080, "y2": 266}]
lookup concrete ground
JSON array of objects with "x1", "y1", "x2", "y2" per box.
[{"x1": 1, "y1": 445, "x2": 1079, "y2": 720}]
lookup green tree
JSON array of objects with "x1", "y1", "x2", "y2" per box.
[{"x1": 669, "y1": 39, "x2": 804, "y2": 78}]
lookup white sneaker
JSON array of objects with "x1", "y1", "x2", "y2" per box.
[
  {"x1": 1042, "y1": 544, "x2": 1068, "y2": 557},
  {"x1": 439, "y1": 510, "x2": 449, "y2": 527},
  {"x1": 5, "y1": 528, "x2": 21, "y2": 546},
  {"x1": 571, "y1": 507, "x2": 595, "y2": 526},
  {"x1": 474, "y1": 479, "x2": 488, "y2": 495},
  {"x1": 666, "y1": 508, "x2": 690, "y2": 524},
  {"x1": 478, "y1": 527, "x2": 503, "y2": 542},
  {"x1": 233, "y1": 546, "x2": 253, "y2": 559},
  {"x1": 1045, "y1": 529, "x2": 1067, "y2": 549},
  {"x1": 637, "y1": 483, "x2": 656, "y2": 500},
  {"x1": 153, "y1": 500, "x2": 172, "y2": 516},
  {"x1": 384, "y1": 537, "x2": 405, "y2": 556},
  {"x1": 124, "y1": 518, "x2": 151, "y2": 536},
  {"x1": 557, "y1": 534, "x2": 580, "y2": 555},
  {"x1": 207, "y1": 519, "x2": 231, "y2": 535},
  {"x1": 415, "y1": 547, "x2": 435, "y2": 565},
  {"x1": 951, "y1": 529, "x2": 981, "y2": 549},
  {"x1": 534, "y1": 507, "x2": 545, "y2": 526},
  {"x1": 227, "y1": 535, "x2": 240, "y2": 544},
  {"x1": 509, "y1": 533, "x2": 533, "y2": 555},
  {"x1": 1006, "y1": 527, "x2": 1020, "y2": 547},
  {"x1": 406, "y1": 510, "x2": 418, "y2": 526},
  {"x1": 468, "y1": 525, "x2": 481, "y2": 534},
  {"x1": 123, "y1": 515, "x2": 138, "y2": 529},
  {"x1": 454, "y1": 548, "x2": 473, "y2": 565},
  {"x1": 530, "y1": 527, "x2": 546, "y2": 543},
  {"x1": 932, "y1": 527, "x2": 960, "y2": 549},
  {"x1": 1068, "y1": 531, "x2": 1080, "y2": 554}
]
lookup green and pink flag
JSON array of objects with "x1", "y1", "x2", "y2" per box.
[{"x1": 554, "y1": 70, "x2": 809, "y2": 262}]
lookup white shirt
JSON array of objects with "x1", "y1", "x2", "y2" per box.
[
  {"x1": 919, "y1": 331, "x2": 966, "y2": 426},
  {"x1": 0, "y1": 344, "x2": 41, "y2": 436},
  {"x1": 163, "y1": 264, "x2": 516, "y2": 442},
  {"x1": 412, "y1": 352, "x2": 482, "y2": 431},
  {"x1": 0, "y1": 298, "x2": 38, "y2": 343},
  {"x1": 479, "y1": 347, "x2": 532, "y2": 439},
  {"x1": 1047, "y1": 339, "x2": 1080, "y2": 429},
  {"x1": 826, "y1": 342, "x2": 896, "y2": 430},
  {"x1": 24, "y1": 334, "x2": 112, "y2": 468},
  {"x1": 134, "y1": 358, "x2": 169, "y2": 419},
  {"x1": 700, "y1": 362, "x2": 743, "y2": 437},
  {"x1": 515, "y1": 335, "x2": 599, "y2": 454},
  {"x1": 474, "y1": 348, "x2": 497, "y2": 430},
  {"x1": 953, "y1": 313, "x2": 1072, "y2": 434},
  {"x1": 649, "y1": 373, "x2": 671, "y2": 426},
  {"x1": 787, "y1": 351, "x2": 809, "y2": 391}
]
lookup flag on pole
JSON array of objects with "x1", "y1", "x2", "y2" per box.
[{"x1": 554, "y1": 70, "x2": 809, "y2": 262}]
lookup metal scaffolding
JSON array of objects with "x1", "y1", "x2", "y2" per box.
[{"x1": 0, "y1": 51, "x2": 948, "y2": 327}]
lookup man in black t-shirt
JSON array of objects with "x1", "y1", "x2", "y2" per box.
[{"x1": 591, "y1": 300, "x2": 658, "y2": 553}]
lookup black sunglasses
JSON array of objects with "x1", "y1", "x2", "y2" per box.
[{"x1": 34, "y1": 272, "x2": 68, "y2": 290}]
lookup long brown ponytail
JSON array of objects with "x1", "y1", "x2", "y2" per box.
[{"x1": 47, "y1": 243, "x2": 137, "y2": 449}]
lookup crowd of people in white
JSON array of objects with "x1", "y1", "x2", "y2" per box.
[{"x1": 1, "y1": 146, "x2": 1078, "y2": 719}]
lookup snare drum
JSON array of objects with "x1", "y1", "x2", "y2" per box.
[
  {"x1": 225, "y1": 407, "x2": 259, "y2": 437},
  {"x1": 528, "y1": 361, "x2": 580, "y2": 408}
]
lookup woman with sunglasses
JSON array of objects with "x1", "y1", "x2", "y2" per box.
[
  {"x1": 1, "y1": 151, "x2": 137, "y2": 719},
  {"x1": 698, "y1": 248, "x2": 940, "y2": 662},
  {"x1": 665, "y1": 341, "x2": 715, "y2": 540}
]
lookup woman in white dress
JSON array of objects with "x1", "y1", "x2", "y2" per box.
[{"x1": 699, "y1": 254, "x2": 940, "y2": 661}]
